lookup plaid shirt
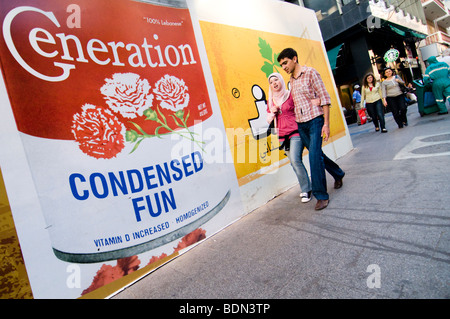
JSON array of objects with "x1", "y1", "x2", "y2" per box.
[{"x1": 290, "y1": 66, "x2": 331, "y2": 123}]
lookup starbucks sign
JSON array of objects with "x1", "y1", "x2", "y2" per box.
[{"x1": 384, "y1": 49, "x2": 400, "y2": 63}]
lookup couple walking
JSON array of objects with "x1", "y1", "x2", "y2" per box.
[{"x1": 267, "y1": 48, "x2": 345, "y2": 211}]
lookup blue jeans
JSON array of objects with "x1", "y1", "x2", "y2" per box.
[
  {"x1": 297, "y1": 116, "x2": 345, "y2": 200},
  {"x1": 366, "y1": 99, "x2": 385, "y2": 130},
  {"x1": 285, "y1": 135, "x2": 311, "y2": 194}
]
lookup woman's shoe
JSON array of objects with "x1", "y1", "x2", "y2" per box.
[
  {"x1": 300, "y1": 191, "x2": 312, "y2": 203},
  {"x1": 375, "y1": 127, "x2": 380, "y2": 132},
  {"x1": 381, "y1": 129, "x2": 388, "y2": 133}
]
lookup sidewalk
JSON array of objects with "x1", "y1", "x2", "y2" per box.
[{"x1": 113, "y1": 104, "x2": 450, "y2": 299}]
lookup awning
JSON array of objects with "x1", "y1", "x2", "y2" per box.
[
  {"x1": 389, "y1": 24, "x2": 406, "y2": 37},
  {"x1": 387, "y1": 22, "x2": 427, "y2": 40},
  {"x1": 327, "y1": 43, "x2": 343, "y2": 70},
  {"x1": 409, "y1": 30, "x2": 427, "y2": 39}
]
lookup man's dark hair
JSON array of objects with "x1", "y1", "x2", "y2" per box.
[{"x1": 277, "y1": 48, "x2": 298, "y2": 63}]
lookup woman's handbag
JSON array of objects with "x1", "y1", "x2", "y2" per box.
[
  {"x1": 399, "y1": 82, "x2": 409, "y2": 94},
  {"x1": 396, "y1": 76, "x2": 409, "y2": 94},
  {"x1": 358, "y1": 108, "x2": 367, "y2": 124}
]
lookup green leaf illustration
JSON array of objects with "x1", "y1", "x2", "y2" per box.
[
  {"x1": 154, "y1": 126, "x2": 164, "y2": 138},
  {"x1": 126, "y1": 105, "x2": 205, "y2": 153},
  {"x1": 129, "y1": 122, "x2": 147, "y2": 136},
  {"x1": 258, "y1": 38, "x2": 273, "y2": 61},
  {"x1": 156, "y1": 106, "x2": 167, "y2": 125},
  {"x1": 130, "y1": 138, "x2": 144, "y2": 154},
  {"x1": 273, "y1": 52, "x2": 279, "y2": 65},
  {"x1": 258, "y1": 37, "x2": 279, "y2": 77},
  {"x1": 261, "y1": 61, "x2": 274, "y2": 78},
  {"x1": 170, "y1": 114, "x2": 184, "y2": 128}
]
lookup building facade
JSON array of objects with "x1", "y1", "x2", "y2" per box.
[
  {"x1": 419, "y1": 0, "x2": 450, "y2": 62},
  {"x1": 284, "y1": 0, "x2": 449, "y2": 115}
]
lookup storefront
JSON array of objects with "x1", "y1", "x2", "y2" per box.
[{"x1": 319, "y1": 1, "x2": 428, "y2": 120}]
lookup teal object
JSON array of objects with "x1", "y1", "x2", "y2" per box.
[
  {"x1": 327, "y1": 44, "x2": 343, "y2": 70},
  {"x1": 413, "y1": 80, "x2": 440, "y2": 116},
  {"x1": 423, "y1": 56, "x2": 450, "y2": 114}
]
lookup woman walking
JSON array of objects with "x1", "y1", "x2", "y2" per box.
[
  {"x1": 361, "y1": 73, "x2": 387, "y2": 133},
  {"x1": 267, "y1": 73, "x2": 312, "y2": 203},
  {"x1": 381, "y1": 67, "x2": 408, "y2": 129}
]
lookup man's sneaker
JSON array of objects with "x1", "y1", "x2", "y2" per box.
[{"x1": 300, "y1": 191, "x2": 312, "y2": 203}]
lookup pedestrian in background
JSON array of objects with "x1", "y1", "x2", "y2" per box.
[
  {"x1": 381, "y1": 67, "x2": 408, "y2": 129},
  {"x1": 352, "y1": 84, "x2": 365, "y2": 125},
  {"x1": 361, "y1": 73, "x2": 387, "y2": 133},
  {"x1": 277, "y1": 48, "x2": 345, "y2": 211},
  {"x1": 266, "y1": 72, "x2": 312, "y2": 203}
]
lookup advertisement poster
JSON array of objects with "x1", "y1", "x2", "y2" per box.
[
  {"x1": 0, "y1": 0, "x2": 243, "y2": 298},
  {"x1": 0, "y1": 0, "x2": 352, "y2": 298},
  {"x1": 190, "y1": 0, "x2": 351, "y2": 210},
  {"x1": 201, "y1": 23, "x2": 346, "y2": 185}
]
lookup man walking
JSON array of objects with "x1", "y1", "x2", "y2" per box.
[{"x1": 277, "y1": 48, "x2": 345, "y2": 210}]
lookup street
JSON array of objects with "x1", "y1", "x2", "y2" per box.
[{"x1": 113, "y1": 103, "x2": 450, "y2": 299}]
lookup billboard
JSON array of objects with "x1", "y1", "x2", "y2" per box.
[
  {"x1": 191, "y1": 0, "x2": 352, "y2": 212},
  {"x1": 0, "y1": 0, "x2": 243, "y2": 298},
  {"x1": 0, "y1": 0, "x2": 352, "y2": 298}
]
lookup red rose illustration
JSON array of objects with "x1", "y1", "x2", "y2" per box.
[
  {"x1": 81, "y1": 229, "x2": 207, "y2": 296},
  {"x1": 72, "y1": 104, "x2": 125, "y2": 159},
  {"x1": 153, "y1": 75, "x2": 189, "y2": 112},
  {"x1": 81, "y1": 256, "x2": 141, "y2": 296},
  {"x1": 81, "y1": 264, "x2": 123, "y2": 296},
  {"x1": 174, "y1": 228, "x2": 206, "y2": 252},
  {"x1": 101, "y1": 73, "x2": 154, "y2": 119},
  {"x1": 117, "y1": 255, "x2": 141, "y2": 275},
  {"x1": 146, "y1": 253, "x2": 168, "y2": 267}
]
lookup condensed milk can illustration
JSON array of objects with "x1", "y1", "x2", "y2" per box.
[{"x1": 0, "y1": 0, "x2": 234, "y2": 262}]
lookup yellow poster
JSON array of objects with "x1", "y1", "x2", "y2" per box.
[
  {"x1": 199, "y1": 22, "x2": 346, "y2": 185},
  {"x1": 0, "y1": 169, "x2": 32, "y2": 299}
]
